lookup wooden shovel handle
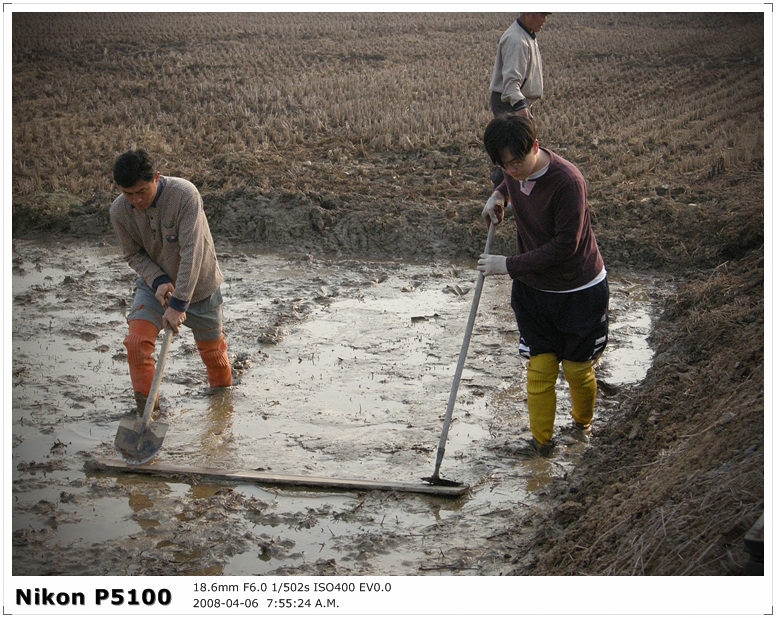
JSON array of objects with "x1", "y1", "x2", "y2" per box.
[{"x1": 141, "y1": 328, "x2": 174, "y2": 430}]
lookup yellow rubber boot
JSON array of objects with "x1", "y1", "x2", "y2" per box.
[
  {"x1": 562, "y1": 359, "x2": 597, "y2": 429},
  {"x1": 196, "y1": 335, "x2": 233, "y2": 388},
  {"x1": 526, "y1": 353, "x2": 560, "y2": 446}
]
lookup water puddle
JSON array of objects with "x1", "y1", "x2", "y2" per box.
[{"x1": 11, "y1": 238, "x2": 665, "y2": 575}]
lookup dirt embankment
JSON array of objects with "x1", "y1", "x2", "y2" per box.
[{"x1": 12, "y1": 149, "x2": 764, "y2": 575}]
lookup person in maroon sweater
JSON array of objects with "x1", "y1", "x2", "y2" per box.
[{"x1": 478, "y1": 114, "x2": 609, "y2": 456}]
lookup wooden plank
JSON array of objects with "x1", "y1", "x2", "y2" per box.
[{"x1": 93, "y1": 458, "x2": 469, "y2": 497}]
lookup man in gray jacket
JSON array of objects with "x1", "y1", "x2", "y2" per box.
[
  {"x1": 489, "y1": 13, "x2": 551, "y2": 185},
  {"x1": 110, "y1": 149, "x2": 232, "y2": 414},
  {"x1": 489, "y1": 12, "x2": 550, "y2": 118}
]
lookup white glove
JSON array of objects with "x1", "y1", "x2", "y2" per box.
[
  {"x1": 477, "y1": 254, "x2": 508, "y2": 277},
  {"x1": 481, "y1": 193, "x2": 505, "y2": 227}
]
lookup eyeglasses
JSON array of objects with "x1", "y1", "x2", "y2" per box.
[{"x1": 500, "y1": 156, "x2": 525, "y2": 171}]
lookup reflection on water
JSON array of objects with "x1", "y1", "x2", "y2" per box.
[
  {"x1": 199, "y1": 387, "x2": 236, "y2": 457},
  {"x1": 518, "y1": 457, "x2": 557, "y2": 493}
]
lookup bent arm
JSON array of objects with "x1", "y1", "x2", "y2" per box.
[
  {"x1": 506, "y1": 179, "x2": 587, "y2": 278},
  {"x1": 110, "y1": 206, "x2": 167, "y2": 289},
  {"x1": 499, "y1": 37, "x2": 530, "y2": 109}
]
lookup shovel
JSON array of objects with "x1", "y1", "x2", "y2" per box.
[
  {"x1": 114, "y1": 327, "x2": 172, "y2": 464},
  {"x1": 423, "y1": 223, "x2": 496, "y2": 487}
]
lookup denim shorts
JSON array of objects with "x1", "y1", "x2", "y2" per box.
[
  {"x1": 511, "y1": 277, "x2": 609, "y2": 363},
  {"x1": 127, "y1": 278, "x2": 225, "y2": 342}
]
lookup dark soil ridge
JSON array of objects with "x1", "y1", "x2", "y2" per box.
[
  {"x1": 12, "y1": 154, "x2": 764, "y2": 268},
  {"x1": 11, "y1": 161, "x2": 765, "y2": 575}
]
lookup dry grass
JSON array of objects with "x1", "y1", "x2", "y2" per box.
[
  {"x1": 12, "y1": 12, "x2": 763, "y2": 201},
  {"x1": 12, "y1": 13, "x2": 497, "y2": 195}
]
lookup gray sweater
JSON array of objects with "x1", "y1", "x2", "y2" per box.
[
  {"x1": 489, "y1": 19, "x2": 544, "y2": 109},
  {"x1": 110, "y1": 176, "x2": 223, "y2": 312}
]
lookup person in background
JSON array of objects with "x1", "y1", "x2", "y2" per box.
[
  {"x1": 110, "y1": 149, "x2": 232, "y2": 415},
  {"x1": 489, "y1": 12, "x2": 551, "y2": 187},
  {"x1": 478, "y1": 115, "x2": 609, "y2": 456}
]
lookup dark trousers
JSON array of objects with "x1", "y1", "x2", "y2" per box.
[
  {"x1": 511, "y1": 277, "x2": 610, "y2": 363},
  {"x1": 490, "y1": 91, "x2": 525, "y2": 116}
]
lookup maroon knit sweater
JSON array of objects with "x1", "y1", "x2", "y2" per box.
[{"x1": 495, "y1": 149, "x2": 604, "y2": 291}]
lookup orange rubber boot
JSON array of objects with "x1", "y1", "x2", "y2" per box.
[
  {"x1": 196, "y1": 335, "x2": 232, "y2": 388},
  {"x1": 124, "y1": 319, "x2": 159, "y2": 395},
  {"x1": 124, "y1": 319, "x2": 160, "y2": 413}
]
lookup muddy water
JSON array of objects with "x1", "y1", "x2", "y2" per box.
[{"x1": 11, "y1": 238, "x2": 660, "y2": 576}]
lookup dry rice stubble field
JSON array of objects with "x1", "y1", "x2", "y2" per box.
[{"x1": 11, "y1": 12, "x2": 765, "y2": 576}]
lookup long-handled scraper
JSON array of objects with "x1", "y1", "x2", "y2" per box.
[{"x1": 423, "y1": 223, "x2": 495, "y2": 486}]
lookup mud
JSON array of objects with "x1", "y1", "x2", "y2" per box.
[{"x1": 11, "y1": 237, "x2": 661, "y2": 576}]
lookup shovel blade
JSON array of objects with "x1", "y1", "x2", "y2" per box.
[
  {"x1": 421, "y1": 475, "x2": 465, "y2": 487},
  {"x1": 114, "y1": 415, "x2": 169, "y2": 465}
]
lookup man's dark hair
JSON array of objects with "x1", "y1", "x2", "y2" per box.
[
  {"x1": 113, "y1": 149, "x2": 156, "y2": 188},
  {"x1": 483, "y1": 114, "x2": 537, "y2": 167}
]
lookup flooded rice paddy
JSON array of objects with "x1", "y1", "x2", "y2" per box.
[{"x1": 11, "y1": 238, "x2": 661, "y2": 576}]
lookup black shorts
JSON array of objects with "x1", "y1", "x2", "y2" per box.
[{"x1": 510, "y1": 277, "x2": 609, "y2": 363}]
